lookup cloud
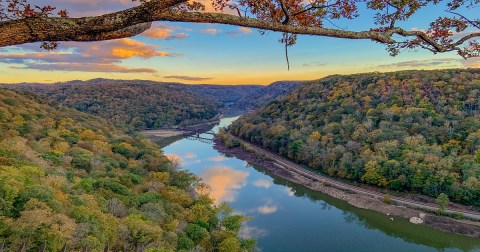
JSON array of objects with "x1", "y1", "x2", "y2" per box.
[
  {"x1": 253, "y1": 179, "x2": 271, "y2": 188},
  {"x1": 303, "y1": 61, "x2": 327, "y2": 67},
  {"x1": 165, "y1": 154, "x2": 182, "y2": 164},
  {"x1": 257, "y1": 204, "x2": 278, "y2": 214},
  {"x1": 201, "y1": 28, "x2": 221, "y2": 35},
  {"x1": 163, "y1": 75, "x2": 212, "y2": 81},
  {"x1": 207, "y1": 156, "x2": 227, "y2": 162},
  {"x1": 377, "y1": 58, "x2": 459, "y2": 68},
  {"x1": 38, "y1": 0, "x2": 138, "y2": 17},
  {"x1": 199, "y1": 166, "x2": 249, "y2": 204},
  {"x1": 285, "y1": 187, "x2": 295, "y2": 196},
  {"x1": 0, "y1": 39, "x2": 175, "y2": 73},
  {"x1": 238, "y1": 27, "x2": 253, "y2": 34},
  {"x1": 227, "y1": 27, "x2": 254, "y2": 36},
  {"x1": 10, "y1": 63, "x2": 156, "y2": 73},
  {"x1": 462, "y1": 57, "x2": 480, "y2": 68},
  {"x1": 141, "y1": 24, "x2": 189, "y2": 40},
  {"x1": 239, "y1": 225, "x2": 268, "y2": 239},
  {"x1": 183, "y1": 153, "x2": 198, "y2": 159}
]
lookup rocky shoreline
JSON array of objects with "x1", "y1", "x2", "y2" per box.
[{"x1": 213, "y1": 138, "x2": 480, "y2": 238}]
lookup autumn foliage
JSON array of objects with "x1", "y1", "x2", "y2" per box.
[{"x1": 230, "y1": 69, "x2": 480, "y2": 206}]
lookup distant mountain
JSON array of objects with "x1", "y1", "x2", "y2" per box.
[
  {"x1": 236, "y1": 81, "x2": 302, "y2": 109},
  {"x1": 3, "y1": 79, "x2": 301, "y2": 130},
  {"x1": 230, "y1": 69, "x2": 480, "y2": 206},
  {"x1": 5, "y1": 80, "x2": 219, "y2": 130}
]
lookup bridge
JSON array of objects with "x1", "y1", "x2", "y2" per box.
[
  {"x1": 162, "y1": 127, "x2": 215, "y2": 136},
  {"x1": 186, "y1": 135, "x2": 214, "y2": 144}
]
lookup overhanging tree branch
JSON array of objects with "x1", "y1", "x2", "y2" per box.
[{"x1": 0, "y1": 0, "x2": 478, "y2": 59}]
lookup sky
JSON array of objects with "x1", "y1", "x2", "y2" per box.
[{"x1": 0, "y1": 0, "x2": 478, "y2": 85}]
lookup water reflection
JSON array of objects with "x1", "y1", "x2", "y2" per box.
[
  {"x1": 199, "y1": 166, "x2": 249, "y2": 204},
  {"x1": 256, "y1": 201, "x2": 278, "y2": 215},
  {"x1": 160, "y1": 117, "x2": 480, "y2": 252},
  {"x1": 253, "y1": 179, "x2": 272, "y2": 188},
  {"x1": 207, "y1": 155, "x2": 228, "y2": 162}
]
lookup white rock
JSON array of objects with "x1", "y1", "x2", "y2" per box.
[
  {"x1": 419, "y1": 213, "x2": 426, "y2": 219},
  {"x1": 409, "y1": 217, "x2": 424, "y2": 224}
]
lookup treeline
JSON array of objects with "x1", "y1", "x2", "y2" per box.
[
  {"x1": 9, "y1": 81, "x2": 219, "y2": 131},
  {"x1": 0, "y1": 89, "x2": 255, "y2": 251},
  {"x1": 230, "y1": 69, "x2": 480, "y2": 206},
  {"x1": 4, "y1": 79, "x2": 300, "y2": 130}
]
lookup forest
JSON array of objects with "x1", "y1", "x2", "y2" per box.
[
  {"x1": 230, "y1": 69, "x2": 480, "y2": 206},
  {"x1": 0, "y1": 89, "x2": 255, "y2": 251},
  {"x1": 5, "y1": 79, "x2": 300, "y2": 131},
  {"x1": 8, "y1": 81, "x2": 219, "y2": 131}
]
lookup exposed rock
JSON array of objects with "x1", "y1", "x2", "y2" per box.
[{"x1": 409, "y1": 217, "x2": 424, "y2": 224}]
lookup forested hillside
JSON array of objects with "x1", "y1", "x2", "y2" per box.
[
  {"x1": 230, "y1": 69, "x2": 480, "y2": 206},
  {"x1": 0, "y1": 89, "x2": 254, "y2": 251},
  {"x1": 9, "y1": 81, "x2": 219, "y2": 131},
  {"x1": 182, "y1": 81, "x2": 301, "y2": 111},
  {"x1": 4, "y1": 79, "x2": 300, "y2": 130}
]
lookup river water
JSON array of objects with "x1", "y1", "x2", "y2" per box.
[{"x1": 161, "y1": 117, "x2": 480, "y2": 252}]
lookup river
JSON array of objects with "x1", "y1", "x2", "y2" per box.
[{"x1": 160, "y1": 117, "x2": 480, "y2": 252}]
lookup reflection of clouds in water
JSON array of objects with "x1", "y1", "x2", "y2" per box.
[
  {"x1": 239, "y1": 225, "x2": 268, "y2": 239},
  {"x1": 183, "y1": 152, "x2": 197, "y2": 159},
  {"x1": 164, "y1": 153, "x2": 201, "y2": 166},
  {"x1": 207, "y1": 155, "x2": 227, "y2": 162},
  {"x1": 253, "y1": 179, "x2": 271, "y2": 188},
  {"x1": 285, "y1": 187, "x2": 295, "y2": 196},
  {"x1": 165, "y1": 153, "x2": 181, "y2": 164},
  {"x1": 257, "y1": 205, "x2": 278, "y2": 214},
  {"x1": 200, "y1": 166, "x2": 249, "y2": 204},
  {"x1": 256, "y1": 199, "x2": 278, "y2": 215}
]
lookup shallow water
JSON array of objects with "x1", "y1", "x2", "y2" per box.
[{"x1": 161, "y1": 117, "x2": 480, "y2": 252}]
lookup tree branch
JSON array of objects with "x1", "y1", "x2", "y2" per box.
[
  {"x1": 0, "y1": 2, "x2": 478, "y2": 60},
  {"x1": 0, "y1": 0, "x2": 185, "y2": 46}
]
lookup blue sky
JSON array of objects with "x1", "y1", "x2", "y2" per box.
[{"x1": 0, "y1": 0, "x2": 478, "y2": 85}]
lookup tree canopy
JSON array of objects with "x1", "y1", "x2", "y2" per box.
[
  {"x1": 0, "y1": 88, "x2": 255, "y2": 251},
  {"x1": 230, "y1": 69, "x2": 480, "y2": 206},
  {"x1": 0, "y1": 0, "x2": 478, "y2": 59}
]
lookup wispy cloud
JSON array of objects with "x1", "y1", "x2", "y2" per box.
[
  {"x1": 253, "y1": 179, "x2": 271, "y2": 188},
  {"x1": 183, "y1": 153, "x2": 198, "y2": 159},
  {"x1": 163, "y1": 75, "x2": 212, "y2": 81},
  {"x1": 201, "y1": 28, "x2": 221, "y2": 35},
  {"x1": 207, "y1": 156, "x2": 227, "y2": 162},
  {"x1": 303, "y1": 61, "x2": 327, "y2": 67},
  {"x1": 0, "y1": 39, "x2": 176, "y2": 73},
  {"x1": 377, "y1": 58, "x2": 459, "y2": 68},
  {"x1": 227, "y1": 27, "x2": 253, "y2": 36},
  {"x1": 141, "y1": 24, "x2": 189, "y2": 40},
  {"x1": 239, "y1": 225, "x2": 268, "y2": 239},
  {"x1": 462, "y1": 57, "x2": 480, "y2": 68}
]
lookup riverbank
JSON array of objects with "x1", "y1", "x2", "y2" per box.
[{"x1": 214, "y1": 136, "x2": 480, "y2": 238}]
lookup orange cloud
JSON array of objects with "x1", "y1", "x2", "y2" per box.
[
  {"x1": 199, "y1": 166, "x2": 249, "y2": 204},
  {"x1": 141, "y1": 24, "x2": 189, "y2": 40},
  {"x1": 183, "y1": 153, "x2": 198, "y2": 159},
  {"x1": 165, "y1": 154, "x2": 182, "y2": 164},
  {"x1": 227, "y1": 27, "x2": 254, "y2": 36},
  {"x1": 238, "y1": 27, "x2": 253, "y2": 34},
  {"x1": 201, "y1": 28, "x2": 221, "y2": 35},
  {"x1": 0, "y1": 39, "x2": 176, "y2": 73}
]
